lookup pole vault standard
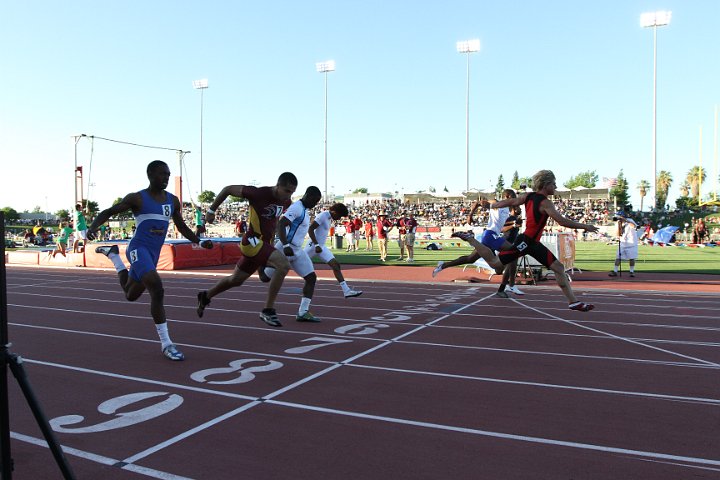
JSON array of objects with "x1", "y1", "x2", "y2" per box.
[
  {"x1": 1, "y1": 212, "x2": 76, "y2": 479},
  {"x1": 71, "y1": 134, "x2": 191, "y2": 207}
]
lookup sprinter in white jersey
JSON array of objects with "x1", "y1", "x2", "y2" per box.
[
  {"x1": 433, "y1": 190, "x2": 520, "y2": 296},
  {"x1": 258, "y1": 186, "x2": 322, "y2": 322},
  {"x1": 305, "y1": 202, "x2": 362, "y2": 299}
]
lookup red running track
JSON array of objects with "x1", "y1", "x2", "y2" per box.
[{"x1": 3, "y1": 265, "x2": 720, "y2": 479}]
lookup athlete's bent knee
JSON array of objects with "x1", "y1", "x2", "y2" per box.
[{"x1": 149, "y1": 287, "x2": 165, "y2": 301}]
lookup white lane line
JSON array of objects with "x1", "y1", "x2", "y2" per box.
[
  {"x1": 429, "y1": 323, "x2": 720, "y2": 345},
  {"x1": 397, "y1": 338, "x2": 720, "y2": 369},
  {"x1": 266, "y1": 400, "x2": 720, "y2": 468},
  {"x1": 16, "y1": 324, "x2": 344, "y2": 365},
  {"x1": 12, "y1": 314, "x2": 718, "y2": 373},
  {"x1": 121, "y1": 402, "x2": 262, "y2": 465},
  {"x1": 25, "y1": 338, "x2": 720, "y2": 408},
  {"x1": 10, "y1": 432, "x2": 194, "y2": 480},
  {"x1": 630, "y1": 457, "x2": 720, "y2": 473},
  {"x1": 26, "y1": 358, "x2": 258, "y2": 401},
  {"x1": 516, "y1": 300, "x2": 720, "y2": 368},
  {"x1": 347, "y1": 363, "x2": 720, "y2": 405},
  {"x1": 119, "y1": 293, "x2": 496, "y2": 463}
]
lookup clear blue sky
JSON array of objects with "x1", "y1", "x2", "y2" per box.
[{"x1": 2, "y1": 1, "x2": 718, "y2": 214}]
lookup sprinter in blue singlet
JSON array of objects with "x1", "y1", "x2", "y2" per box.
[{"x1": 87, "y1": 160, "x2": 213, "y2": 361}]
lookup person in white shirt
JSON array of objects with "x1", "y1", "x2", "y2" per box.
[
  {"x1": 433, "y1": 190, "x2": 523, "y2": 297},
  {"x1": 262, "y1": 186, "x2": 323, "y2": 322},
  {"x1": 305, "y1": 203, "x2": 363, "y2": 299},
  {"x1": 609, "y1": 212, "x2": 639, "y2": 277}
]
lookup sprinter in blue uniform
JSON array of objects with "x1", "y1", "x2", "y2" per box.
[{"x1": 87, "y1": 160, "x2": 212, "y2": 361}]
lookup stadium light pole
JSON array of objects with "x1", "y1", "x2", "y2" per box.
[
  {"x1": 72, "y1": 134, "x2": 86, "y2": 206},
  {"x1": 316, "y1": 60, "x2": 335, "y2": 202},
  {"x1": 457, "y1": 39, "x2": 480, "y2": 195},
  {"x1": 640, "y1": 11, "x2": 671, "y2": 210},
  {"x1": 192, "y1": 78, "x2": 209, "y2": 195}
]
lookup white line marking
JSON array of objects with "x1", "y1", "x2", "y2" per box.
[
  {"x1": 266, "y1": 400, "x2": 720, "y2": 467},
  {"x1": 347, "y1": 363, "x2": 720, "y2": 405},
  {"x1": 516, "y1": 300, "x2": 720, "y2": 367},
  {"x1": 10, "y1": 432, "x2": 194, "y2": 479},
  {"x1": 118, "y1": 293, "x2": 496, "y2": 462},
  {"x1": 121, "y1": 402, "x2": 262, "y2": 465}
]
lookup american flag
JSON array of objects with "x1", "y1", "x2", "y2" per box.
[{"x1": 601, "y1": 177, "x2": 618, "y2": 188}]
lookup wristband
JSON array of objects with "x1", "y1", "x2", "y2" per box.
[
  {"x1": 283, "y1": 244, "x2": 291, "y2": 249},
  {"x1": 207, "y1": 208, "x2": 215, "y2": 214}
]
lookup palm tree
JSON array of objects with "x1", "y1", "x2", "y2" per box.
[
  {"x1": 655, "y1": 170, "x2": 673, "y2": 210},
  {"x1": 637, "y1": 180, "x2": 650, "y2": 212},
  {"x1": 686, "y1": 166, "x2": 707, "y2": 199}
]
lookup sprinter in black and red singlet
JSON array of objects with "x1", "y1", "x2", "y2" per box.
[{"x1": 451, "y1": 170, "x2": 598, "y2": 312}]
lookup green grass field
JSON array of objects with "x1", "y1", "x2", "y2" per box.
[
  {"x1": 6, "y1": 237, "x2": 719, "y2": 275},
  {"x1": 328, "y1": 239, "x2": 720, "y2": 275}
]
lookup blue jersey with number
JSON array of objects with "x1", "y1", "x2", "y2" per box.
[{"x1": 130, "y1": 190, "x2": 172, "y2": 250}]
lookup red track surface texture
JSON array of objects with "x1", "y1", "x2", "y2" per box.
[{"x1": 4, "y1": 264, "x2": 720, "y2": 479}]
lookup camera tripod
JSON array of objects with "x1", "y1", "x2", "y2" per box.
[{"x1": 1, "y1": 212, "x2": 75, "y2": 479}]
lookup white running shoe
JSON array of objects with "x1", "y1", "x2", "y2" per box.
[
  {"x1": 162, "y1": 344, "x2": 185, "y2": 361},
  {"x1": 506, "y1": 285, "x2": 525, "y2": 295},
  {"x1": 432, "y1": 261, "x2": 444, "y2": 278},
  {"x1": 344, "y1": 289, "x2": 363, "y2": 298}
]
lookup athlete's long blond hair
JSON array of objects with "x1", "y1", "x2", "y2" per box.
[{"x1": 532, "y1": 170, "x2": 556, "y2": 192}]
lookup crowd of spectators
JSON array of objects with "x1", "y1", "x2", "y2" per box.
[
  {"x1": 551, "y1": 198, "x2": 611, "y2": 225},
  {"x1": 182, "y1": 195, "x2": 619, "y2": 239},
  {"x1": 7, "y1": 196, "x2": 718, "y2": 247}
]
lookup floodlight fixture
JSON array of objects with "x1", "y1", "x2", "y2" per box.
[
  {"x1": 456, "y1": 39, "x2": 480, "y2": 53},
  {"x1": 316, "y1": 60, "x2": 336, "y2": 73},
  {"x1": 640, "y1": 10, "x2": 672, "y2": 28},
  {"x1": 192, "y1": 78, "x2": 209, "y2": 89}
]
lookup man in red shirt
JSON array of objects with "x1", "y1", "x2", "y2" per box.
[
  {"x1": 197, "y1": 172, "x2": 297, "y2": 326},
  {"x1": 404, "y1": 211, "x2": 418, "y2": 263},
  {"x1": 364, "y1": 217, "x2": 374, "y2": 251},
  {"x1": 376, "y1": 211, "x2": 393, "y2": 262},
  {"x1": 352, "y1": 215, "x2": 363, "y2": 251},
  {"x1": 344, "y1": 217, "x2": 356, "y2": 252}
]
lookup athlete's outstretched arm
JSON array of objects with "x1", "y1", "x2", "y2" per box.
[
  {"x1": 205, "y1": 185, "x2": 246, "y2": 224},
  {"x1": 171, "y1": 195, "x2": 208, "y2": 245},
  {"x1": 492, "y1": 193, "x2": 526, "y2": 210},
  {"x1": 541, "y1": 199, "x2": 598, "y2": 232},
  {"x1": 87, "y1": 192, "x2": 141, "y2": 239}
]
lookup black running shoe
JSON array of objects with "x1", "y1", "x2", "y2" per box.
[
  {"x1": 197, "y1": 291, "x2": 210, "y2": 318},
  {"x1": 451, "y1": 231, "x2": 475, "y2": 242},
  {"x1": 569, "y1": 302, "x2": 595, "y2": 312},
  {"x1": 260, "y1": 308, "x2": 282, "y2": 327},
  {"x1": 95, "y1": 245, "x2": 119, "y2": 256}
]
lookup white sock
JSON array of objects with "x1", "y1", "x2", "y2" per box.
[
  {"x1": 299, "y1": 297, "x2": 312, "y2": 315},
  {"x1": 339, "y1": 281, "x2": 350, "y2": 294},
  {"x1": 156, "y1": 323, "x2": 172, "y2": 350},
  {"x1": 613, "y1": 265, "x2": 618, "y2": 273},
  {"x1": 108, "y1": 252, "x2": 126, "y2": 273}
]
